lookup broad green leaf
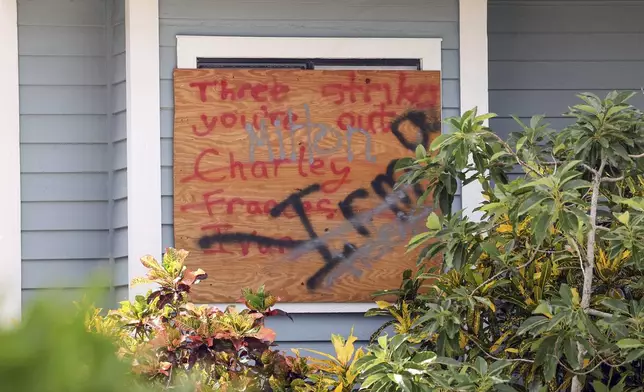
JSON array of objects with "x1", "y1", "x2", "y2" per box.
[
  {"x1": 559, "y1": 284, "x2": 573, "y2": 306},
  {"x1": 533, "y1": 212, "x2": 552, "y2": 245},
  {"x1": 473, "y1": 357, "x2": 488, "y2": 375},
  {"x1": 489, "y1": 359, "x2": 513, "y2": 374},
  {"x1": 601, "y1": 298, "x2": 629, "y2": 314},
  {"x1": 561, "y1": 179, "x2": 590, "y2": 191},
  {"x1": 390, "y1": 374, "x2": 413, "y2": 392},
  {"x1": 625, "y1": 348, "x2": 644, "y2": 362},
  {"x1": 546, "y1": 311, "x2": 569, "y2": 330},
  {"x1": 532, "y1": 302, "x2": 552, "y2": 317},
  {"x1": 582, "y1": 315, "x2": 605, "y2": 340},
  {"x1": 616, "y1": 338, "x2": 644, "y2": 349},
  {"x1": 412, "y1": 351, "x2": 437, "y2": 365},
  {"x1": 490, "y1": 151, "x2": 511, "y2": 162},
  {"x1": 516, "y1": 136, "x2": 527, "y2": 152},
  {"x1": 517, "y1": 316, "x2": 549, "y2": 335},
  {"x1": 430, "y1": 133, "x2": 452, "y2": 150},
  {"x1": 475, "y1": 113, "x2": 497, "y2": 123},
  {"x1": 361, "y1": 374, "x2": 389, "y2": 389},
  {"x1": 434, "y1": 356, "x2": 462, "y2": 367},
  {"x1": 415, "y1": 144, "x2": 427, "y2": 160},
  {"x1": 407, "y1": 232, "x2": 432, "y2": 252},
  {"x1": 543, "y1": 354, "x2": 558, "y2": 381},
  {"x1": 495, "y1": 386, "x2": 519, "y2": 392},
  {"x1": 592, "y1": 381, "x2": 609, "y2": 392},
  {"x1": 557, "y1": 160, "x2": 582, "y2": 176},
  {"x1": 564, "y1": 338, "x2": 579, "y2": 369},
  {"x1": 518, "y1": 194, "x2": 549, "y2": 216},
  {"x1": 575, "y1": 104, "x2": 598, "y2": 115},
  {"x1": 530, "y1": 114, "x2": 545, "y2": 129},
  {"x1": 474, "y1": 296, "x2": 496, "y2": 312}
]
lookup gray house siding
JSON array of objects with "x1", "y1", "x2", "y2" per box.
[
  {"x1": 159, "y1": 0, "x2": 460, "y2": 352},
  {"x1": 110, "y1": 0, "x2": 129, "y2": 302},
  {"x1": 18, "y1": 0, "x2": 110, "y2": 307},
  {"x1": 18, "y1": 0, "x2": 129, "y2": 308},
  {"x1": 488, "y1": 0, "x2": 644, "y2": 146}
]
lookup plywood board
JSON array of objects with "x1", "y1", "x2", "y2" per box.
[{"x1": 173, "y1": 69, "x2": 441, "y2": 303}]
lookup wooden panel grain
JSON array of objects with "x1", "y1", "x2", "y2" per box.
[
  {"x1": 161, "y1": 78, "x2": 459, "y2": 110},
  {"x1": 173, "y1": 69, "x2": 441, "y2": 303}
]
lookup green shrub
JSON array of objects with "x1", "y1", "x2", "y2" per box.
[
  {"x1": 85, "y1": 248, "x2": 316, "y2": 391},
  {"x1": 0, "y1": 290, "x2": 139, "y2": 392},
  {"x1": 368, "y1": 91, "x2": 644, "y2": 391}
]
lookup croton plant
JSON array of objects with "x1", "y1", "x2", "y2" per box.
[{"x1": 86, "y1": 248, "x2": 321, "y2": 391}]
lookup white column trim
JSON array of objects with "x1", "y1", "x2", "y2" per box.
[
  {"x1": 125, "y1": 0, "x2": 162, "y2": 300},
  {"x1": 459, "y1": 0, "x2": 488, "y2": 220},
  {"x1": 0, "y1": 0, "x2": 22, "y2": 324}
]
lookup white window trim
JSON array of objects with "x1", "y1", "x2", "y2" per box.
[
  {"x1": 177, "y1": 36, "x2": 442, "y2": 70},
  {"x1": 0, "y1": 0, "x2": 22, "y2": 324},
  {"x1": 125, "y1": 0, "x2": 162, "y2": 300},
  {"x1": 459, "y1": 0, "x2": 488, "y2": 220},
  {"x1": 176, "y1": 36, "x2": 441, "y2": 313}
]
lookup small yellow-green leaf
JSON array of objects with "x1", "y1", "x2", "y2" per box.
[
  {"x1": 376, "y1": 301, "x2": 392, "y2": 309},
  {"x1": 571, "y1": 288, "x2": 580, "y2": 306},
  {"x1": 617, "y1": 211, "x2": 630, "y2": 226},
  {"x1": 130, "y1": 277, "x2": 152, "y2": 287},
  {"x1": 425, "y1": 212, "x2": 441, "y2": 231},
  {"x1": 140, "y1": 255, "x2": 160, "y2": 270}
]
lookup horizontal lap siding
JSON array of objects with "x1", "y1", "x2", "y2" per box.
[
  {"x1": 18, "y1": 0, "x2": 110, "y2": 308},
  {"x1": 488, "y1": 1, "x2": 644, "y2": 145},
  {"x1": 159, "y1": 0, "x2": 459, "y2": 350},
  {"x1": 111, "y1": 0, "x2": 128, "y2": 299}
]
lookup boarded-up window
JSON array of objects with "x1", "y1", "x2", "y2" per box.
[{"x1": 173, "y1": 68, "x2": 440, "y2": 303}]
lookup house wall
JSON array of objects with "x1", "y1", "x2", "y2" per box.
[
  {"x1": 18, "y1": 0, "x2": 112, "y2": 307},
  {"x1": 158, "y1": 0, "x2": 460, "y2": 351},
  {"x1": 488, "y1": 0, "x2": 644, "y2": 148},
  {"x1": 111, "y1": 0, "x2": 129, "y2": 302}
]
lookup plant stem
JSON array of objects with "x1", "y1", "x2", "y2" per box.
[
  {"x1": 470, "y1": 248, "x2": 540, "y2": 297},
  {"x1": 486, "y1": 131, "x2": 543, "y2": 177},
  {"x1": 587, "y1": 309, "x2": 613, "y2": 319},
  {"x1": 571, "y1": 158, "x2": 607, "y2": 392}
]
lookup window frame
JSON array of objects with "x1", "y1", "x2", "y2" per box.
[{"x1": 175, "y1": 35, "x2": 442, "y2": 313}]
